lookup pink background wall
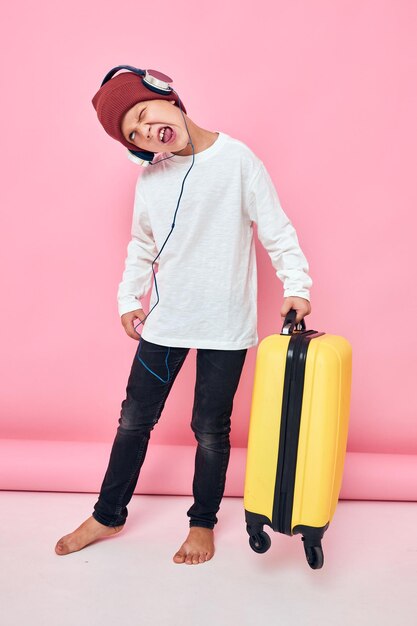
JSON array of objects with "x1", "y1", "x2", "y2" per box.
[{"x1": 1, "y1": 1, "x2": 416, "y2": 496}]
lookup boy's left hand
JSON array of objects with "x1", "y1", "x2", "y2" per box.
[{"x1": 280, "y1": 297, "x2": 311, "y2": 325}]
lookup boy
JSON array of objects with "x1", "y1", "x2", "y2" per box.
[{"x1": 55, "y1": 68, "x2": 312, "y2": 565}]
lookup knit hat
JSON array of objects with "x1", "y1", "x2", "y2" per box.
[{"x1": 91, "y1": 71, "x2": 187, "y2": 151}]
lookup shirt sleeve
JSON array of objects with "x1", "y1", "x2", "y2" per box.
[
  {"x1": 247, "y1": 163, "x2": 313, "y2": 301},
  {"x1": 117, "y1": 178, "x2": 159, "y2": 316}
]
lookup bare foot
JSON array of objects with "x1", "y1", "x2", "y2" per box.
[
  {"x1": 173, "y1": 527, "x2": 215, "y2": 565},
  {"x1": 54, "y1": 515, "x2": 124, "y2": 556}
]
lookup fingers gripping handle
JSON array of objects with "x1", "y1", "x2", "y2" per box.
[{"x1": 280, "y1": 308, "x2": 306, "y2": 335}]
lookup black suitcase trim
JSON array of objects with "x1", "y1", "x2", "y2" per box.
[{"x1": 272, "y1": 330, "x2": 324, "y2": 535}]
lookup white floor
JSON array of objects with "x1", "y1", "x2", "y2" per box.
[{"x1": 1, "y1": 492, "x2": 416, "y2": 626}]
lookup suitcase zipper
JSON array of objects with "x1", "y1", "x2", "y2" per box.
[{"x1": 273, "y1": 330, "x2": 323, "y2": 534}]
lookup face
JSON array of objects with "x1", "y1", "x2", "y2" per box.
[{"x1": 121, "y1": 99, "x2": 189, "y2": 153}]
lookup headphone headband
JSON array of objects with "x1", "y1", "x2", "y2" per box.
[{"x1": 101, "y1": 65, "x2": 145, "y2": 86}]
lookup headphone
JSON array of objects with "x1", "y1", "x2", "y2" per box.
[
  {"x1": 100, "y1": 65, "x2": 185, "y2": 168},
  {"x1": 100, "y1": 65, "x2": 195, "y2": 383}
]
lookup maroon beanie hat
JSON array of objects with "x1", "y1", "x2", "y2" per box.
[{"x1": 91, "y1": 71, "x2": 187, "y2": 151}]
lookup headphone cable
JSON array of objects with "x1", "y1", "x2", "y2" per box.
[{"x1": 133, "y1": 89, "x2": 195, "y2": 383}]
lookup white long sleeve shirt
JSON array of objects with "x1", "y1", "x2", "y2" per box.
[{"x1": 117, "y1": 131, "x2": 312, "y2": 349}]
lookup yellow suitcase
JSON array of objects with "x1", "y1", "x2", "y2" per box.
[{"x1": 243, "y1": 309, "x2": 352, "y2": 569}]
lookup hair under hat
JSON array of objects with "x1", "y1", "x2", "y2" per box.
[{"x1": 92, "y1": 71, "x2": 187, "y2": 151}]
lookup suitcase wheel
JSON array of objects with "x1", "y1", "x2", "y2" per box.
[
  {"x1": 301, "y1": 537, "x2": 324, "y2": 570},
  {"x1": 248, "y1": 530, "x2": 271, "y2": 554}
]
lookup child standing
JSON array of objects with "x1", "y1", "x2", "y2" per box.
[{"x1": 55, "y1": 68, "x2": 312, "y2": 565}]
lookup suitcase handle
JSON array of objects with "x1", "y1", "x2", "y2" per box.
[{"x1": 281, "y1": 308, "x2": 306, "y2": 335}]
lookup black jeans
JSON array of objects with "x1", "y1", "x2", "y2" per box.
[{"x1": 92, "y1": 337, "x2": 248, "y2": 530}]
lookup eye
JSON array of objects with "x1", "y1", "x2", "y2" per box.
[{"x1": 129, "y1": 107, "x2": 146, "y2": 142}]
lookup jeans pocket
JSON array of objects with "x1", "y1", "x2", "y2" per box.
[{"x1": 135, "y1": 337, "x2": 189, "y2": 385}]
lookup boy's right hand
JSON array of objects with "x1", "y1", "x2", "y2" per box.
[{"x1": 121, "y1": 309, "x2": 147, "y2": 340}]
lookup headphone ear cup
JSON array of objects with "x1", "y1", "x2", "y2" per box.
[
  {"x1": 142, "y1": 69, "x2": 173, "y2": 95},
  {"x1": 127, "y1": 149, "x2": 155, "y2": 167}
]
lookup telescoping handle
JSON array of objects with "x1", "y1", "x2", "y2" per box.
[{"x1": 280, "y1": 308, "x2": 306, "y2": 335}]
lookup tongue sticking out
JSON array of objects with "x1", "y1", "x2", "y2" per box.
[{"x1": 162, "y1": 127, "x2": 173, "y2": 143}]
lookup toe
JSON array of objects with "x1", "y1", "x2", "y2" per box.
[
  {"x1": 55, "y1": 539, "x2": 68, "y2": 555},
  {"x1": 173, "y1": 551, "x2": 186, "y2": 563}
]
